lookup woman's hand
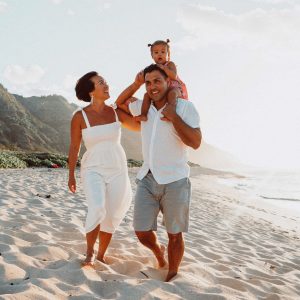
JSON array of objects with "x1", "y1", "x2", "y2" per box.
[{"x1": 68, "y1": 175, "x2": 76, "y2": 193}]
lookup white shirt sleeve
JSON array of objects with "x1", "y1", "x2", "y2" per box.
[
  {"x1": 128, "y1": 99, "x2": 143, "y2": 117},
  {"x1": 181, "y1": 101, "x2": 200, "y2": 129}
]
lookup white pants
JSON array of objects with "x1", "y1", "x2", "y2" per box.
[{"x1": 81, "y1": 166, "x2": 132, "y2": 233}]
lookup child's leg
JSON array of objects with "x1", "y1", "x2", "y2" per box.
[
  {"x1": 134, "y1": 93, "x2": 151, "y2": 122},
  {"x1": 167, "y1": 87, "x2": 181, "y2": 105},
  {"x1": 141, "y1": 93, "x2": 151, "y2": 116},
  {"x1": 161, "y1": 87, "x2": 181, "y2": 121}
]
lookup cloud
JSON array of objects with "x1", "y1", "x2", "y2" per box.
[
  {"x1": 50, "y1": 0, "x2": 63, "y2": 4},
  {"x1": 67, "y1": 9, "x2": 75, "y2": 16},
  {"x1": 103, "y1": 2, "x2": 111, "y2": 9},
  {"x1": 96, "y1": 0, "x2": 112, "y2": 12},
  {"x1": 251, "y1": 0, "x2": 295, "y2": 4},
  {"x1": 1, "y1": 71, "x2": 80, "y2": 104},
  {"x1": 3, "y1": 81, "x2": 78, "y2": 103},
  {"x1": 63, "y1": 74, "x2": 78, "y2": 89},
  {"x1": 0, "y1": 1, "x2": 7, "y2": 13},
  {"x1": 3, "y1": 65, "x2": 45, "y2": 85},
  {"x1": 176, "y1": 4, "x2": 300, "y2": 51},
  {"x1": 175, "y1": 4, "x2": 300, "y2": 168}
]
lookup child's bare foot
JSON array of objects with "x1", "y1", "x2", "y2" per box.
[
  {"x1": 81, "y1": 251, "x2": 95, "y2": 267},
  {"x1": 157, "y1": 245, "x2": 167, "y2": 268},
  {"x1": 160, "y1": 116, "x2": 169, "y2": 121},
  {"x1": 134, "y1": 115, "x2": 148, "y2": 122}
]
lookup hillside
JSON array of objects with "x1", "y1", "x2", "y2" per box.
[
  {"x1": 0, "y1": 84, "x2": 142, "y2": 159},
  {"x1": 0, "y1": 84, "x2": 59, "y2": 152},
  {"x1": 0, "y1": 83, "x2": 242, "y2": 170}
]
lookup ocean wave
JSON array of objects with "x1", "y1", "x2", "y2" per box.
[{"x1": 260, "y1": 195, "x2": 300, "y2": 202}]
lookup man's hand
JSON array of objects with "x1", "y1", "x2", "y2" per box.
[
  {"x1": 134, "y1": 70, "x2": 144, "y2": 86},
  {"x1": 161, "y1": 103, "x2": 177, "y2": 122}
]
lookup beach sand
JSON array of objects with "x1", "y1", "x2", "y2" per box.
[{"x1": 0, "y1": 168, "x2": 299, "y2": 299}]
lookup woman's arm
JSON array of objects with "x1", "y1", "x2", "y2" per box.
[
  {"x1": 116, "y1": 108, "x2": 141, "y2": 131},
  {"x1": 68, "y1": 112, "x2": 82, "y2": 193},
  {"x1": 158, "y1": 61, "x2": 177, "y2": 81}
]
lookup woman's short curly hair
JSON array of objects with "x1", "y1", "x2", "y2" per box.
[{"x1": 75, "y1": 71, "x2": 98, "y2": 102}]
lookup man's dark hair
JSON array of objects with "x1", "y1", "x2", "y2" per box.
[
  {"x1": 143, "y1": 64, "x2": 168, "y2": 79},
  {"x1": 75, "y1": 71, "x2": 98, "y2": 102}
]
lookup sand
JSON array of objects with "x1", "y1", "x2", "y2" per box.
[{"x1": 0, "y1": 168, "x2": 299, "y2": 299}]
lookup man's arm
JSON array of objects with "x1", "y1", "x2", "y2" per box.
[
  {"x1": 115, "y1": 71, "x2": 144, "y2": 114},
  {"x1": 161, "y1": 104, "x2": 202, "y2": 149}
]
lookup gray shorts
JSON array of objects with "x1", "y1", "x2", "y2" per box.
[{"x1": 133, "y1": 173, "x2": 191, "y2": 234}]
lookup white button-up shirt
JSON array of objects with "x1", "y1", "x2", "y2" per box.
[{"x1": 129, "y1": 98, "x2": 200, "y2": 184}]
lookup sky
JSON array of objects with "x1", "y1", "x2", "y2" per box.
[{"x1": 1, "y1": 0, "x2": 300, "y2": 170}]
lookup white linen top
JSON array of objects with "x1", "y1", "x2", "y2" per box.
[{"x1": 129, "y1": 98, "x2": 200, "y2": 184}]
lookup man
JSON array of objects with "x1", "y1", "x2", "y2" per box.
[{"x1": 116, "y1": 64, "x2": 202, "y2": 281}]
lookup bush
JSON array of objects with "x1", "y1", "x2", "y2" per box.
[
  {"x1": 22, "y1": 157, "x2": 42, "y2": 167},
  {"x1": 45, "y1": 155, "x2": 68, "y2": 167},
  {"x1": 41, "y1": 159, "x2": 54, "y2": 168},
  {"x1": 127, "y1": 159, "x2": 143, "y2": 167},
  {"x1": 0, "y1": 151, "x2": 27, "y2": 168},
  {"x1": 0, "y1": 151, "x2": 143, "y2": 169},
  {"x1": 14, "y1": 152, "x2": 70, "y2": 168}
]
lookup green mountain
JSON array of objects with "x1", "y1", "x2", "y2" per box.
[
  {"x1": 13, "y1": 93, "x2": 78, "y2": 153},
  {"x1": 1, "y1": 84, "x2": 58, "y2": 152},
  {"x1": 0, "y1": 84, "x2": 142, "y2": 158}
]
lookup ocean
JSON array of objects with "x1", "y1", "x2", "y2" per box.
[{"x1": 218, "y1": 170, "x2": 300, "y2": 218}]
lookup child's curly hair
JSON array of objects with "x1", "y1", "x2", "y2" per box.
[{"x1": 148, "y1": 39, "x2": 171, "y2": 61}]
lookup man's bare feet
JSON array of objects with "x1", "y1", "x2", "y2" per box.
[
  {"x1": 157, "y1": 245, "x2": 167, "y2": 268},
  {"x1": 134, "y1": 115, "x2": 148, "y2": 122},
  {"x1": 95, "y1": 255, "x2": 107, "y2": 264},
  {"x1": 165, "y1": 270, "x2": 177, "y2": 282},
  {"x1": 81, "y1": 251, "x2": 95, "y2": 267}
]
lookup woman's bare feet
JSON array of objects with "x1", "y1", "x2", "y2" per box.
[
  {"x1": 81, "y1": 251, "x2": 95, "y2": 267},
  {"x1": 95, "y1": 255, "x2": 107, "y2": 264}
]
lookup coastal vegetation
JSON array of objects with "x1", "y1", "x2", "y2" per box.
[{"x1": 0, "y1": 150, "x2": 143, "y2": 169}]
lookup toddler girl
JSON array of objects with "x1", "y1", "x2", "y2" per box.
[{"x1": 135, "y1": 39, "x2": 188, "y2": 121}]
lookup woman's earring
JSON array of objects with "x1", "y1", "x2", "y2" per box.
[{"x1": 91, "y1": 94, "x2": 94, "y2": 103}]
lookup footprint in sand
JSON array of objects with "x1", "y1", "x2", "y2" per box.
[
  {"x1": 0, "y1": 263, "x2": 26, "y2": 282},
  {"x1": 22, "y1": 245, "x2": 69, "y2": 261},
  {"x1": 101, "y1": 256, "x2": 145, "y2": 276}
]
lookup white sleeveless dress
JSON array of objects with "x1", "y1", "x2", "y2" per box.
[{"x1": 80, "y1": 108, "x2": 132, "y2": 233}]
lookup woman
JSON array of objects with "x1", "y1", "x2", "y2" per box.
[{"x1": 68, "y1": 71, "x2": 140, "y2": 266}]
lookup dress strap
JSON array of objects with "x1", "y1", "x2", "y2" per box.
[
  {"x1": 111, "y1": 104, "x2": 119, "y2": 122},
  {"x1": 81, "y1": 109, "x2": 91, "y2": 128}
]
